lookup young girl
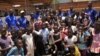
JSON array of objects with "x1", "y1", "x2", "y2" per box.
[
  {"x1": 77, "y1": 25, "x2": 90, "y2": 56},
  {"x1": 64, "y1": 28, "x2": 78, "y2": 56},
  {"x1": 90, "y1": 21, "x2": 100, "y2": 56},
  {"x1": 52, "y1": 25, "x2": 63, "y2": 55}
]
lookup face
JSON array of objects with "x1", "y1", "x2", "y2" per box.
[
  {"x1": 88, "y1": 3, "x2": 92, "y2": 9},
  {"x1": 21, "y1": 13, "x2": 25, "y2": 17},
  {"x1": 27, "y1": 29, "x2": 32, "y2": 34},
  {"x1": 78, "y1": 26, "x2": 83, "y2": 33},
  {"x1": 70, "y1": 7, "x2": 73, "y2": 11},
  {"x1": 54, "y1": 26, "x2": 58, "y2": 33},
  {"x1": 18, "y1": 30, "x2": 23, "y2": 36},
  {"x1": 68, "y1": 29, "x2": 72, "y2": 36},
  {"x1": 9, "y1": 11, "x2": 13, "y2": 16},
  {"x1": 42, "y1": 24, "x2": 46, "y2": 29},
  {"x1": 83, "y1": 19, "x2": 88, "y2": 26},
  {"x1": 17, "y1": 39, "x2": 23, "y2": 48},
  {"x1": 61, "y1": 23, "x2": 66, "y2": 27}
]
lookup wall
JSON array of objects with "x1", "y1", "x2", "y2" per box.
[{"x1": 55, "y1": 1, "x2": 100, "y2": 11}]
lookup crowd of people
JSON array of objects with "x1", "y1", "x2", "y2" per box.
[{"x1": 0, "y1": 2, "x2": 100, "y2": 56}]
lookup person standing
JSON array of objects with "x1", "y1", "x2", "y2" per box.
[
  {"x1": 22, "y1": 28, "x2": 35, "y2": 56},
  {"x1": 0, "y1": 29, "x2": 13, "y2": 56},
  {"x1": 17, "y1": 10, "x2": 29, "y2": 30},
  {"x1": 90, "y1": 21, "x2": 100, "y2": 56},
  {"x1": 85, "y1": 2, "x2": 97, "y2": 25},
  {"x1": 77, "y1": 25, "x2": 90, "y2": 56},
  {"x1": 67, "y1": 7, "x2": 75, "y2": 18},
  {"x1": 5, "y1": 10, "x2": 18, "y2": 31}
]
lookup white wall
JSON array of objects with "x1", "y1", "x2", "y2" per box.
[
  {"x1": 73, "y1": 0, "x2": 99, "y2": 2},
  {"x1": 57, "y1": 0, "x2": 71, "y2": 3},
  {"x1": 52, "y1": 0, "x2": 71, "y2": 4}
]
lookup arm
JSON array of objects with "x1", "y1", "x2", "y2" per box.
[
  {"x1": 5, "y1": 17, "x2": 9, "y2": 27},
  {"x1": 7, "y1": 47, "x2": 15, "y2": 56},
  {"x1": 57, "y1": 17, "x2": 61, "y2": 27},
  {"x1": 50, "y1": 33, "x2": 55, "y2": 44},
  {"x1": 73, "y1": 36, "x2": 78, "y2": 43},
  {"x1": 21, "y1": 48, "x2": 24, "y2": 56},
  {"x1": 33, "y1": 30, "x2": 42, "y2": 35}
]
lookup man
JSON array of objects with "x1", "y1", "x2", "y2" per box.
[
  {"x1": 67, "y1": 7, "x2": 75, "y2": 18},
  {"x1": 17, "y1": 10, "x2": 29, "y2": 30},
  {"x1": 5, "y1": 10, "x2": 18, "y2": 31},
  {"x1": 41, "y1": 23, "x2": 50, "y2": 45},
  {"x1": 22, "y1": 28, "x2": 34, "y2": 56},
  {"x1": 85, "y1": 2, "x2": 97, "y2": 25},
  {"x1": 32, "y1": 8, "x2": 41, "y2": 21},
  {"x1": 7, "y1": 39, "x2": 24, "y2": 56},
  {"x1": 33, "y1": 22, "x2": 45, "y2": 56}
]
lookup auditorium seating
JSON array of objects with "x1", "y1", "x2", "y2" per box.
[{"x1": 0, "y1": 0, "x2": 100, "y2": 13}]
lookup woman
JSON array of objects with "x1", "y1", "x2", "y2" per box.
[
  {"x1": 7, "y1": 39, "x2": 24, "y2": 56},
  {"x1": 0, "y1": 29, "x2": 13, "y2": 56},
  {"x1": 52, "y1": 25, "x2": 63, "y2": 55},
  {"x1": 90, "y1": 21, "x2": 100, "y2": 56},
  {"x1": 77, "y1": 25, "x2": 90, "y2": 56}
]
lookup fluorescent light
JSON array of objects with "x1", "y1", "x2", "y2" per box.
[
  {"x1": 33, "y1": 3, "x2": 43, "y2": 6},
  {"x1": 12, "y1": 4, "x2": 21, "y2": 7}
]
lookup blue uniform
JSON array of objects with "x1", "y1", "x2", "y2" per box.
[
  {"x1": 67, "y1": 10, "x2": 75, "y2": 17},
  {"x1": 85, "y1": 9, "x2": 97, "y2": 24},
  {"x1": 0, "y1": 19, "x2": 3, "y2": 29},
  {"x1": 17, "y1": 17, "x2": 28, "y2": 29},
  {"x1": 6, "y1": 15, "x2": 18, "y2": 31},
  {"x1": 32, "y1": 12, "x2": 40, "y2": 20}
]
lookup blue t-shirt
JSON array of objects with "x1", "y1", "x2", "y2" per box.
[{"x1": 0, "y1": 19, "x2": 3, "y2": 28}]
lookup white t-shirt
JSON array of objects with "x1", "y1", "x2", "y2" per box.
[
  {"x1": 64, "y1": 35, "x2": 77, "y2": 45},
  {"x1": 22, "y1": 33, "x2": 34, "y2": 56},
  {"x1": 71, "y1": 25, "x2": 77, "y2": 33}
]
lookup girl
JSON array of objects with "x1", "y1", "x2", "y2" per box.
[
  {"x1": 52, "y1": 25, "x2": 63, "y2": 55},
  {"x1": 63, "y1": 28, "x2": 78, "y2": 56},
  {"x1": 90, "y1": 21, "x2": 100, "y2": 56},
  {"x1": 77, "y1": 25, "x2": 90, "y2": 56}
]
